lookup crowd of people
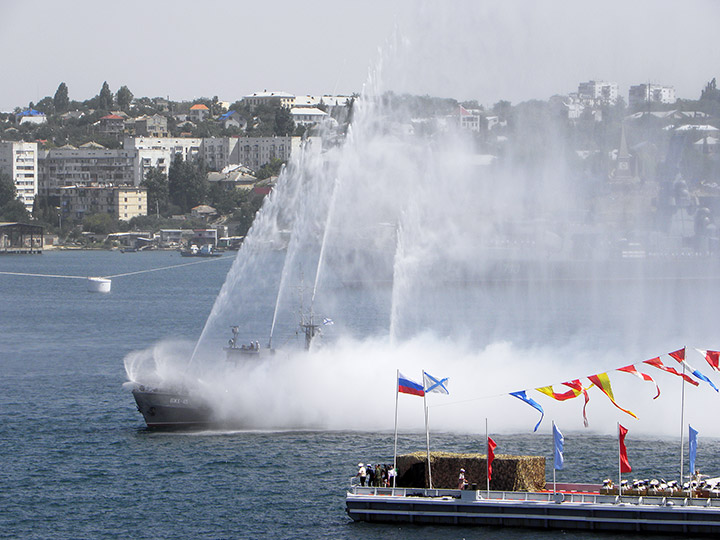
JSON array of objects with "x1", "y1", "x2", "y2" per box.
[{"x1": 356, "y1": 463, "x2": 397, "y2": 487}]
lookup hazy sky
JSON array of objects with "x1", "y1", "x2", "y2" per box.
[{"x1": 1, "y1": 0, "x2": 719, "y2": 111}]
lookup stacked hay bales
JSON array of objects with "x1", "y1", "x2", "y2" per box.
[{"x1": 397, "y1": 451, "x2": 545, "y2": 491}]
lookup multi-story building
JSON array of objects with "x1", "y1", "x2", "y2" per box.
[
  {"x1": 123, "y1": 137, "x2": 202, "y2": 184},
  {"x1": 97, "y1": 114, "x2": 125, "y2": 138},
  {"x1": 122, "y1": 135, "x2": 313, "y2": 182},
  {"x1": 231, "y1": 136, "x2": 292, "y2": 170},
  {"x1": 291, "y1": 107, "x2": 332, "y2": 127},
  {"x1": 628, "y1": 84, "x2": 676, "y2": 107},
  {"x1": 243, "y1": 91, "x2": 295, "y2": 109},
  {"x1": 577, "y1": 81, "x2": 619, "y2": 105},
  {"x1": 0, "y1": 141, "x2": 38, "y2": 212},
  {"x1": 60, "y1": 185, "x2": 147, "y2": 221},
  {"x1": 38, "y1": 144, "x2": 135, "y2": 196},
  {"x1": 134, "y1": 114, "x2": 169, "y2": 137},
  {"x1": 458, "y1": 105, "x2": 483, "y2": 132}
]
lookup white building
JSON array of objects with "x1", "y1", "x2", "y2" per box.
[
  {"x1": 458, "y1": 105, "x2": 483, "y2": 132},
  {"x1": 629, "y1": 84, "x2": 676, "y2": 107},
  {"x1": 290, "y1": 107, "x2": 332, "y2": 127},
  {"x1": 15, "y1": 109, "x2": 47, "y2": 125},
  {"x1": 123, "y1": 137, "x2": 202, "y2": 184},
  {"x1": 38, "y1": 144, "x2": 135, "y2": 196},
  {"x1": 243, "y1": 91, "x2": 295, "y2": 109},
  {"x1": 577, "y1": 81, "x2": 619, "y2": 105},
  {"x1": 0, "y1": 141, "x2": 38, "y2": 211}
]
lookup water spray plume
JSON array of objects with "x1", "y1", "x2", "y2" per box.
[{"x1": 124, "y1": 4, "x2": 720, "y2": 435}]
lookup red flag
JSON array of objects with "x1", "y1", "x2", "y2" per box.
[
  {"x1": 698, "y1": 349, "x2": 720, "y2": 371},
  {"x1": 487, "y1": 437, "x2": 497, "y2": 482},
  {"x1": 617, "y1": 364, "x2": 661, "y2": 399},
  {"x1": 669, "y1": 348, "x2": 686, "y2": 363},
  {"x1": 563, "y1": 379, "x2": 590, "y2": 427},
  {"x1": 643, "y1": 356, "x2": 699, "y2": 386},
  {"x1": 619, "y1": 424, "x2": 632, "y2": 473}
]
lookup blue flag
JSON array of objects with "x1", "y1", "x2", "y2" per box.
[
  {"x1": 510, "y1": 390, "x2": 544, "y2": 432},
  {"x1": 553, "y1": 423, "x2": 564, "y2": 470},
  {"x1": 689, "y1": 425, "x2": 698, "y2": 475}
]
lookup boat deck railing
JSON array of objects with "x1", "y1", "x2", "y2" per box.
[{"x1": 347, "y1": 482, "x2": 720, "y2": 509}]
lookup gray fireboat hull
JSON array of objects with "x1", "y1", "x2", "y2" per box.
[{"x1": 132, "y1": 388, "x2": 214, "y2": 429}]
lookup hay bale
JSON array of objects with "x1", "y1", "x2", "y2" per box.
[{"x1": 396, "y1": 451, "x2": 545, "y2": 491}]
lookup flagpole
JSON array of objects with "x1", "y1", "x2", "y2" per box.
[
  {"x1": 486, "y1": 417, "x2": 490, "y2": 498},
  {"x1": 680, "y1": 349, "x2": 686, "y2": 489},
  {"x1": 618, "y1": 422, "x2": 622, "y2": 498},
  {"x1": 553, "y1": 420, "x2": 557, "y2": 494},
  {"x1": 393, "y1": 369, "x2": 399, "y2": 489},
  {"x1": 423, "y1": 371, "x2": 432, "y2": 489}
]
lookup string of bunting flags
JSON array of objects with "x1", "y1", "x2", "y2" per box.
[{"x1": 509, "y1": 347, "x2": 719, "y2": 431}]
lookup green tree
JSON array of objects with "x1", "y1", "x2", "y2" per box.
[
  {"x1": 256, "y1": 158, "x2": 285, "y2": 180},
  {"x1": 35, "y1": 96, "x2": 55, "y2": 115},
  {"x1": 53, "y1": 82, "x2": 70, "y2": 113},
  {"x1": 273, "y1": 107, "x2": 295, "y2": 136},
  {"x1": 83, "y1": 212, "x2": 117, "y2": 234},
  {"x1": 0, "y1": 199, "x2": 31, "y2": 222},
  {"x1": 116, "y1": 85, "x2": 134, "y2": 112},
  {"x1": 0, "y1": 172, "x2": 16, "y2": 206},
  {"x1": 0, "y1": 174, "x2": 31, "y2": 221},
  {"x1": 141, "y1": 166, "x2": 169, "y2": 216},
  {"x1": 98, "y1": 81, "x2": 114, "y2": 111},
  {"x1": 168, "y1": 155, "x2": 208, "y2": 213}
]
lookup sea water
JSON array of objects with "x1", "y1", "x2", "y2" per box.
[{"x1": 1, "y1": 250, "x2": 719, "y2": 539}]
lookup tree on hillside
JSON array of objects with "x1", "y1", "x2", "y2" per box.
[
  {"x1": 141, "y1": 166, "x2": 169, "y2": 216},
  {"x1": 274, "y1": 107, "x2": 295, "y2": 136},
  {"x1": 98, "y1": 81, "x2": 114, "y2": 111},
  {"x1": 700, "y1": 78, "x2": 720, "y2": 101},
  {"x1": 168, "y1": 155, "x2": 208, "y2": 213},
  {"x1": 53, "y1": 82, "x2": 70, "y2": 113},
  {"x1": 35, "y1": 96, "x2": 55, "y2": 115},
  {"x1": 116, "y1": 85, "x2": 134, "y2": 112}
]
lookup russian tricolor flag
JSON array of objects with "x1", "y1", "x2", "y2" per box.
[{"x1": 398, "y1": 372, "x2": 425, "y2": 397}]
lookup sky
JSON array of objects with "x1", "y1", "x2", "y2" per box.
[{"x1": 1, "y1": 0, "x2": 719, "y2": 112}]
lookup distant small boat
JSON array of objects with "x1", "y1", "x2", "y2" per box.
[{"x1": 180, "y1": 244, "x2": 222, "y2": 257}]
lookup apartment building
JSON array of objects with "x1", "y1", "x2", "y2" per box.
[
  {"x1": 577, "y1": 81, "x2": 619, "y2": 105},
  {"x1": 629, "y1": 84, "x2": 676, "y2": 107},
  {"x1": 243, "y1": 91, "x2": 295, "y2": 109},
  {"x1": 60, "y1": 185, "x2": 147, "y2": 221},
  {"x1": 134, "y1": 114, "x2": 169, "y2": 137},
  {"x1": 38, "y1": 145, "x2": 135, "y2": 196},
  {"x1": 0, "y1": 141, "x2": 38, "y2": 212},
  {"x1": 123, "y1": 137, "x2": 202, "y2": 183},
  {"x1": 231, "y1": 136, "x2": 292, "y2": 170}
]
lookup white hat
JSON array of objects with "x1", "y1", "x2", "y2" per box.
[
  {"x1": 460, "y1": 468, "x2": 465, "y2": 472},
  {"x1": 358, "y1": 463, "x2": 364, "y2": 467}
]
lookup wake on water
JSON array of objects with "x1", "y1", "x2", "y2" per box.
[{"x1": 124, "y1": 7, "x2": 720, "y2": 437}]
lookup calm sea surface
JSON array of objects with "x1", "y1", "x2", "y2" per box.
[{"x1": 1, "y1": 250, "x2": 717, "y2": 539}]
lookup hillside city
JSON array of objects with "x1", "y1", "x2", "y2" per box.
[{"x1": 1, "y1": 78, "x2": 719, "y2": 254}]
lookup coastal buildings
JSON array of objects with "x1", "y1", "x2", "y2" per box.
[
  {"x1": 577, "y1": 81, "x2": 619, "y2": 105},
  {"x1": 243, "y1": 91, "x2": 295, "y2": 109},
  {"x1": 629, "y1": 83, "x2": 676, "y2": 107},
  {"x1": 59, "y1": 185, "x2": 147, "y2": 221},
  {"x1": 39, "y1": 144, "x2": 135, "y2": 196},
  {"x1": 0, "y1": 141, "x2": 38, "y2": 212}
]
